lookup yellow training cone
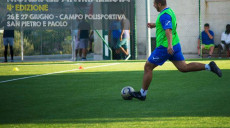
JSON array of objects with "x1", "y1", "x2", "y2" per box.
[{"x1": 13, "y1": 67, "x2": 19, "y2": 72}]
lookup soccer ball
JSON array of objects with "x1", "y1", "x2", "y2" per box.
[{"x1": 121, "y1": 86, "x2": 135, "y2": 100}]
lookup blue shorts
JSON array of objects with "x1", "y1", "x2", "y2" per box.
[
  {"x1": 3, "y1": 38, "x2": 14, "y2": 46},
  {"x1": 148, "y1": 43, "x2": 185, "y2": 66}
]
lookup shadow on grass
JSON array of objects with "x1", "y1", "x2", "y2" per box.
[{"x1": 0, "y1": 69, "x2": 230, "y2": 124}]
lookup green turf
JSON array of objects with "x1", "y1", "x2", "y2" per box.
[{"x1": 0, "y1": 60, "x2": 230, "y2": 127}]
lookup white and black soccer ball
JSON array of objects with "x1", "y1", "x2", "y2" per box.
[{"x1": 121, "y1": 86, "x2": 135, "y2": 100}]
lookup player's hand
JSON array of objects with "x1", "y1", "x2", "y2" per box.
[
  {"x1": 147, "y1": 23, "x2": 156, "y2": 29},
  {"x1": 120, "y1": 36, "x2": 123, "y2": 41},
  {"x1": 167, "y1": 44, "x2": 174, "y2": 55},
  {"x1": 205, "y1": 29, "x2": 209, "y2": 34}
]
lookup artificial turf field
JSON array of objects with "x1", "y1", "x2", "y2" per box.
[{"x1": 0, "y1": 60, "x2": 230, "y2": 128}]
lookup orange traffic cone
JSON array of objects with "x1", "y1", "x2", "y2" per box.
[{"x1": 79, "y1": 66, "x2": 84, "y2": 70}]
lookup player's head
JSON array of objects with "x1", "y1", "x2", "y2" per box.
[
  {"x1": 154, "y1": 0, "x2": 167, "y2": 12},
  {"x1": 204, "y1": 23, "x2": 210, "y2": 31},
  {"x1": 226, "y1": 24, "x2": 230, "y2": 34}
]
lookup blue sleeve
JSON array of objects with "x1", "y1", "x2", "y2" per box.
[{"x1": 160, "y1": 13, "x2": 172, "y2": 30}]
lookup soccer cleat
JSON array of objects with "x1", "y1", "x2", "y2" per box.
[
  {"x1": 209, "y1": 61, "x2": 222, "y2": 77},
  {"x1": 81, "y1": 58, "x2": 87, "y2": 61},
  {"x1": 129, "y1": 91, "x2": 146, "y2": 101}
]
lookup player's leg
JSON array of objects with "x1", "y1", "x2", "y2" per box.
[
  {"x1": 79, "y1": 39, "x2": 85, "y2": 60},
  {"x1": 130, "y1": 46, "x2": 168, "y2": 101},
  {"x1": 170, "y1": 43, "x2": 205, "y2": 72},
  {"x1": 172, "y1": 60, "x2": 222, "y2": 77},
  {"x1": 75, "y1": 49, "x2": 78, "y2": 60},
  {"x1": 75, "y1": 40, "x2": 80, "y2": 60},
  {"x1": 142, "y1": 61, "x2": 158, "y2": 90},
  {"x1": 9, "y1": 38, "x2": 14, "y2": 62},
  {"x1": 130, "y1": 61, "x2": 158, "y2": 101},
  {"x1": 117, "y1": 39, "x2": 129, "y2": 56},
  {"x1": 82, "y1": 39, "x2": 88, "y2": 60},
  {"x1": 121, "y1": 39, "x2": 131, "y2": 60},
  {"x1": 89, "y1": 39, "x2": 94, "y2": 53},
  {"x1": 79, "y1": 49, "x2": 82, "y2": 58},
  {"x1": 171, "y1": 43, "x2": 222, "y2": 77},
  {"x1": 119, "y1": 47, "x2": 128, "y2": 55},
  {"x1": 218, "y1": 43, "x2": 224, "y2": 58},
  {"x1": 82, "y1": 48, "x2": 87, "y2": 60},
  {"x1": 4, "y1": 45, "x2": 8, "y2": 62},
  {"x1": 198, "y1": 45, "x2": 205, "y2": 56},
  {"x1": 10, "y1": 46, "x2": 13, "y2": 62},
  {"x1": 3, "y1": 38, "x2": 8, "y2": 62},
  {"x1": 209, "y1": 45, "x2": 214, "y2": 57},
  {"x1": 226, "y1": 44, "x2": 230, "y2": 57},
  {"x1": 171, "y1": 61, "x2": 205, "y2": 72}
]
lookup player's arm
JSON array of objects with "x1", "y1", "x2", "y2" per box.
[
  {"x1": 206, "y1": 30, "x2": 214, "y2": 40},
  {"x1": 160, "y1": 13, "x2": 174, "y2": 55},
  {"x1": 166, "y1": 29, "x2": 174, "y2": 55},
  {"x1": 120, "y1": 20, "x2": 125, "y2": 41}
]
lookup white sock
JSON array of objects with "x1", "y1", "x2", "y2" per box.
[
  {"x1": 140, "y1": 88, "x2": 148, "y2": 96},
  {"x1": 205, "y1": 64, "x2": 211, "y2": 71}
]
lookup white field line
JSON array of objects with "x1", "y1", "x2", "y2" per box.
[
  {"x1": 14, "y1": 64, "x2": 81, "y2": 66},
  {"x1": 0, "y1": 63, "x2": 120, "y2": 84}
]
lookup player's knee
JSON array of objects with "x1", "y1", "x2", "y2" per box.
[
  {"x1": 144, "y1": 65, "x2": 151, "y2": 72},
  {"x1": 144, "y1": 63, "x2": 153, "y2": 72}
]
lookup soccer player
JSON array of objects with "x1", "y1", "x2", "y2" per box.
[
  {"x1": 130, "y1": 0, "x2": 222, "y2": 101},
  {"x1": 0, "y1": 13, "x2": 15, "y2": 63},
  {"x1": 78, "y1": 20, "x2": 90, "y2": 61},
  {"x1": 198, "y1": 23, "x2": 215, "y2": 58},
  {"x1": 218, "y1": 24, "x2": 230, "y2": 58}
]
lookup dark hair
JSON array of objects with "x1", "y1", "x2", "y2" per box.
[
  {"x1": 155, "y1": 0, "x2": 167, "y2": 6},
  {"x1": 226, "y1": 24, "x2": 230, "y2": 34},
  {"x1": 204, "y1": 23, "x2": 209, "y2": 27}
]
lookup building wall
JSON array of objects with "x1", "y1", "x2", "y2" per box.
[
  {"x1": 136, "y1": 0, "x2": 230, "y2": 58},
  {"x1": 202, "y1": 0, "x2": 230, "y2": 46}
]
